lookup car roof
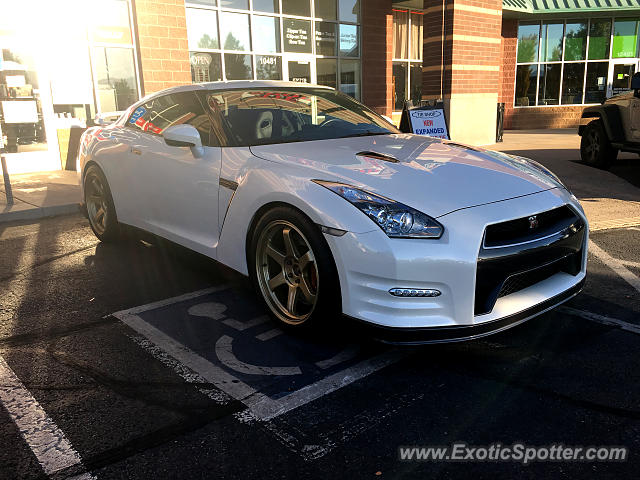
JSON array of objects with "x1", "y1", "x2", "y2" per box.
[{"x1": 138, "y1": 80, "x2": 334, "y2": 103}]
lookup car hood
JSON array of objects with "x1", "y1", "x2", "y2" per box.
[{"x1": 250, "y1": 134, "x2": 562, "y2": 218}]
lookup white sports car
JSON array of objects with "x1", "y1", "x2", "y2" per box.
[{"x1": 78, "y1": 81, "x2": 587, "y2": 343}]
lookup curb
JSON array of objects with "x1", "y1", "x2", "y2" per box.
[{"x1": 0, "y1": 203, "x2": 81, "y2": 224}]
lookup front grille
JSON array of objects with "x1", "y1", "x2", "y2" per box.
[
  {"x1": 484, "y1": 205, "x2": 578, "y2": 248},
  {"x1": 475, "y1": 206, "x2": 585, "y2": 315},
  {"x1": 496, "y1": 255, "x2": 576, "y2": 299}
]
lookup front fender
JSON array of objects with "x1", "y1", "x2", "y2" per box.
[
  {"x1": 580, "y1": 105, "x2": 625, "y2": 142},
  {"x1": 217, "y1": 157, "x2": 377, "y2": 275}
]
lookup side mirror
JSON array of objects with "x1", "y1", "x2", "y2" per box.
[
  {"x1": 162, "y1": 124, "x2": 202, "y2": 148},
  {"x1": 632, "y1": 72, "x2": 640, "y2": 90}
]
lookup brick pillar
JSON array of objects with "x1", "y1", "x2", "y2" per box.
[
  {"x1": 500, "y1": 18, "x2": 518, "y2": 130},
  {"x1": 133, "y1": 0, "x2": 191, "y2": 95},
  {"x1": 362, "y1": 0, "x2": 393, "y2": 116},
  {"x1": 422, "y1": 0, "x2": 503, "y2": 145}
]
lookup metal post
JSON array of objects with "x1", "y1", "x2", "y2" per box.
[{"x1": 0, "y1": 124, "x2": 13, "y2": 205}]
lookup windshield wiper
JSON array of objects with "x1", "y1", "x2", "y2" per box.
[{"x1": 338, "y1": 131, "x2": 390, "y2": 139}]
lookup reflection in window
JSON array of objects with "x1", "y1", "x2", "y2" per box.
[
  {"x1": 588, "y1": 20, "x2": 611, "y2": 60},
  {"x1": 224, "y1": 54, "x2": 252, "y2": 79},
  {"x1": 540, "y1": 22, "x2": 563, "y2": 62},
  {"x1": 517, "y1": 22, "x2": 540, "y2": 63},
  {"x1": 253, "y1": 0, "x2": 278, "y2": 13},
  {"x1": 186, "y1": 9, "x2": 219, "y2": 50},
  {"x1": 88, "y1": 0, "x2": 132, "y2": 44},
  {"x1": 538, "y1": 64, "x2": 561, "y2": 105},
  {"x1": 220, "y1": 0, "x2": 248, "y2": 9},
  {"x1": 613, "y1": 19, "x2": 639, "y2": 58},
  {"x1": 93, "y1": 47, "x2": 138, "y2": 111},
  {"x1": 256, "y1": 55, "x2": 282, "y2": 80},
  {"x1": 315, "y1": 0, "x2": 336, "y2": 20},
  {"x1": 339, "y1": 24, "x2": 358, "y2": 57},
  {"x1": 564, "y1": 22, "x2": 587, "y2": 61},
  {"x1": 220, "y1": 12, "x2": 251, "y2": 51},
  {"x1": 187, "y1": 0, "x2": 217, "y2": 6},
  {"x1": 392, "y1": 63, "x2": 406, "y2": 110},
  {"x1": 561, "y1": 63, "x2": 584, "y2": 104},
  {"x1": 252, "y1": 16, "x2": 280, "y2": 53},
  {"x1": 410, "y1": 64, "x2": 422, "y2": 106},
  {"x1": 316, "y1": 59, "x2": 337, "y2": 88},
  {"x1": 340, "y1": 59, "x2": 360, "y2": 99},
  {"x1": 190, "y1": 52, "x2": 222, "y2": 82},
  {"x1": 585, "y1": 62, "x2": 608, "y2": 103},
  {"x1": 515, "y1": 64, "x2": 537, "y2": 106},
  {"x1": 282, "y1": 0, "x2": 310, "y2": 17},
  {"x1": 339, "y1": 0, "x2": 359, "y2": 23},
  {"x1": 316, "y1": 22, "x2": 336, "y2": 56}
]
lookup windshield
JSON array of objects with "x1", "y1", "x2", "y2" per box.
[{"x1": 205, "y1": 88, "x2": 399, "y2": 146}]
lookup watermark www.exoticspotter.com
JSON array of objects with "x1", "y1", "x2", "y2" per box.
[{"x1": 398, "y1": 443, "x2": 628, "y2": 464}]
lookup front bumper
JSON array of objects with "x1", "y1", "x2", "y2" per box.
[{"x1": 324, "y1": 188, "x2": 588, "y2": 336}]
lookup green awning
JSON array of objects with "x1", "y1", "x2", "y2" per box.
[{"x1": 503, "y1": 0, "x2": 640, "y2": 14}]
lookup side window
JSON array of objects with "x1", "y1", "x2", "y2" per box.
[{"x1": 126, "y1": 92, "x2": 214, "y2": 146}]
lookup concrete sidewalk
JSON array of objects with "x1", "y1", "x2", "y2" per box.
[{"x1": 0, "y1": 170, "x2": 81, "y2": 224}]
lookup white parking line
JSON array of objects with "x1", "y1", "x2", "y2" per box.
[
  {"x1": 558, "y1": 306, "x2": 640, "y2": 335},
  {"x1": 0, "y1": 355, "x2": 95, "y2": 479},
  {"x1": 589, "y1": 239, "x2": 640, "y2": 293},
  {"x1": 256, "y1": 328, "x2": 283, "y2": 341}
]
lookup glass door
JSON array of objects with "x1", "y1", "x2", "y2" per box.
[
  {"x1": 283, "y1": 54, "x2": 315, "y2": 84},
  {"x1": 608, "y1": 60, "x2": 639, "y2": 98}
]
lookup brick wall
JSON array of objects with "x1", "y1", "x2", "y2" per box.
[
  {"x1": 362, "y1": 0, "x2": 393, "y2": 116},
  {"x1": 422, "y1": 0, "x2": 502, "y2": 98},
  {"x1": 133, "y1": 0, "x2": 191, "y2": 95},
  {"x1": 500, "y1": 18, "x2": 517, "y2": 128}
]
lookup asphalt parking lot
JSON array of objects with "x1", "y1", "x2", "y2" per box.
[{"x1": 1, "y1": 138, "x2": 639, "y2": 479}]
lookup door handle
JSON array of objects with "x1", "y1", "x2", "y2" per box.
[{"x1": 131, "y1": 147, "x2": 142, "y2": 156}]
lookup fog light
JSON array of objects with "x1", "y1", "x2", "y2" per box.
[{"x1": 389, "y1": 288, "x2": 441, "y2": 297}]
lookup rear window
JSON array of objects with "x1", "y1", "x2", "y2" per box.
[{"x1": 205, "y1": 88, "x2": 399, "y2": 146}]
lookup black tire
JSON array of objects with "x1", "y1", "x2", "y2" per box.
[
  {"x1": 248, "y1": 206, "x2": 341, "y2": 329},
  {"x1": 580, "y1": 120, "x2": 618, "y2": 169},
  {"x1": 83, "y1": 165, "x2": 121, "y2": 242}
]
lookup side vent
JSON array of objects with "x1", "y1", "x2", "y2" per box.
[{"x1": 355, "y1": 151, "x2": 399, "y2": 163}]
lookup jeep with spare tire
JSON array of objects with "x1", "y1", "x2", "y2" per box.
[{"x1": 579, "y1": 71, "x2": 640, "y2": 169}]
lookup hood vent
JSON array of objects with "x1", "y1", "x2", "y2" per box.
[{"x1": 356, "y1": 151, "x2": 399, "y2": 163}]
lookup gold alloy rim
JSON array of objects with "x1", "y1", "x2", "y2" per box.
[
  {"x1": 256, "y1": 220, "x2": 319, "y2": 324},
  {"x1": 85, "y1": 173, "x2": 108, "y2": 236}
]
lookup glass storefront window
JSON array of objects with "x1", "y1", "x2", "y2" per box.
[
  {"x1": 613, "y1": 19, "x2": 639, "y2": 58},
  {"x1": 256, "y1": 55, "x2": 282, "y2": 80},
  {"x1": 410, "y1": 64, "x2": 422, "y2": 106},
  {"x1": 224, "y1": 53, "x2": 253, "y2": 79},
  {"x1": 190, "y1": 52, "x2": 222, "y2": 82},
  {"x1": 220, "y1": 0, "x2": 248, "y2": 9},
  {"x1": 340, "y1": 59, "x2": 360, "y2": 99},
  {"x1": 538, "y1": 64, "x2": 561, "y2": 105},
  {"x1": 88, "y1": 0, "x2": 132, "y2": 45},
  {"x1": 393, "y1": 10, "x2": 409, "y2": 60},
  {"x1": 92, "y1": 47, "x2": 138, "y2": 111},
  {"x1": 315, "y1": 0, "x2": 337, "y2": 20},
  {"x1": 339, "y1": 0, "x2": 359, "y2": 23},
  {"x1": 317, "y1": 58, "x2": 337, "y2": 88},
  {"x1": 515, "y1": 64, "x2": 537, "y2": 106},
  {"x1": 561, "y1": 63, "x2": 585, "y2": 104},
  {"x1": 283, "y1": 19, "x2": 312, "y2": 53},
  {"x1": 392, "y1": 62, "x2": 407, "y2": 110},
  {"x1": 588, "y1": 20, "x2": 611, "y2": 60},
  {"x1": 585, "y1": 62, "x2": 609, "y2": 103},
  {"x1": 188, "y1": 0, "x2": 217, "y2": 6},
  {"x1": 540, "y1": 22, "x2": 563, "y2": 62},
  {"x1": 186, "y1": 9, "x2": 219, "y2": 50},
  {"x1": 517, "y1": 22, "x2": 540, "y2": 63},
  {"x1": 339, "y1": 24, "x2": 358, "y2": 57},
  {"x1": 220, "y1": 12, "x2": 251, "y2": 51},
  {"x1": 564, "y1": 22, "x2": 587, "y2": 61},
  {"x1": 252, "y1": 16, "x2": 280, "y2": 53},
  {"x1": 410, "y1": 13, "x2": 423, "y2": 60},
  {"x1": 282, "y1": 0, "x2": 310, "y2": 17},
  {"x1": 316, "y1": 22, "x2": 337, "y2": 56},
  {"x1": 253, "y1": 0, "x2": 278, "y2": 13}
]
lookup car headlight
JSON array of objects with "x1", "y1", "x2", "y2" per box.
[{"x1": 313, "y1": 181, "x2": 443, "y2": 238}]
